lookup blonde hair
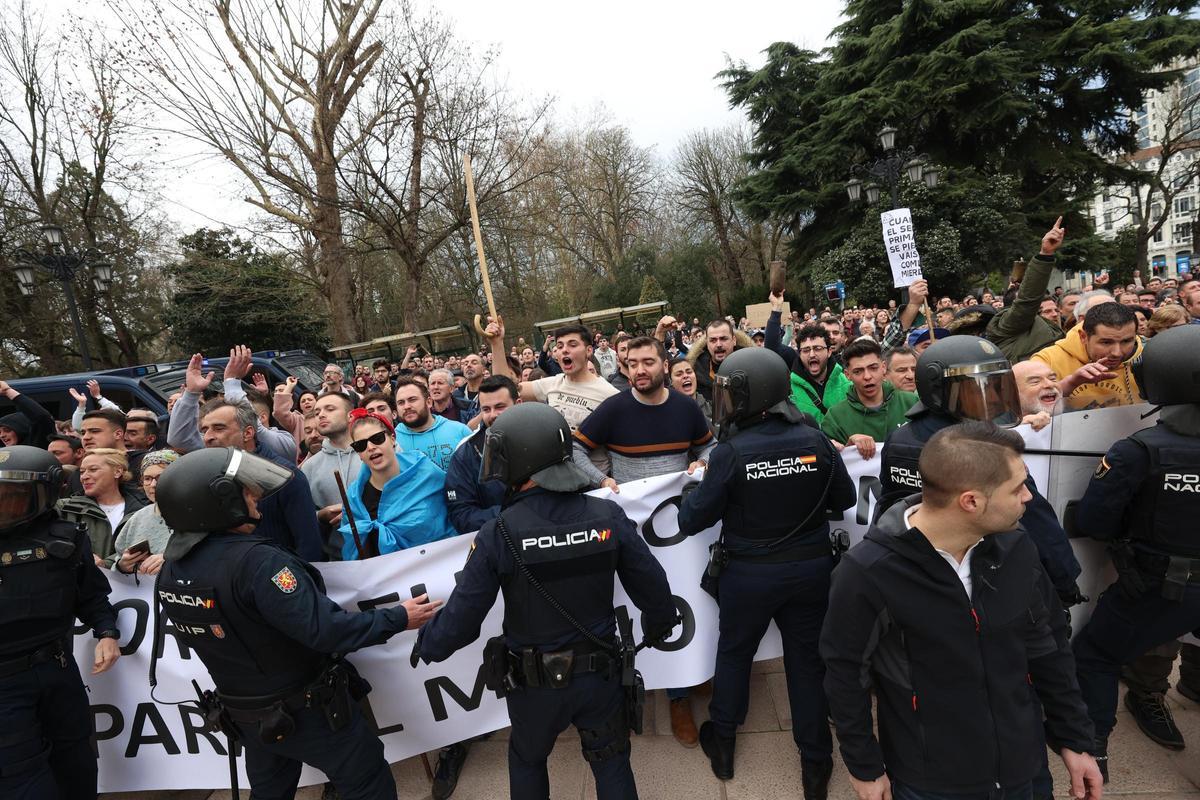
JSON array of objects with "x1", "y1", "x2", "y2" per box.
[
  {"x1": 82, "y1": 448, "x2": 130, "y2": 482},
  {"x1": 1148, "y1": 304, "x2": 1188, "y2": 337}
]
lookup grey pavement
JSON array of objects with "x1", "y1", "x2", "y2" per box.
[{"x1": 104, "y1": 658, "x2": 1200, "y2": 800}]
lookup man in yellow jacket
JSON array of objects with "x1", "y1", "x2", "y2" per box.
[{"x1": 1030, "y1": 301, "x2": 1142, "y2": 410}]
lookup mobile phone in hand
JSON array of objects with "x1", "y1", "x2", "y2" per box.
[{"x1": 127, "y1": 539, "x2": 151, "y2": 556}]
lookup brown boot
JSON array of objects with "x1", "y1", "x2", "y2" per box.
[{"x1": 670, "y1": 697, "x2": 699, "y2": 748}]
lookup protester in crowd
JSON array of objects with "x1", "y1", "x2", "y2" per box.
[
  {"x1": 1147, "y1": 304, "x2": 1189, "y2": 336},
  {"x1": 301, "y1": 409, "x2": 323, "y2": 458},
  {"x1": 371, "y1": 358, "x2": 396, "y2": 394},
  {"x1": 594, "y1": 337, "x2": 619, "y2": 378},
  {"x1": 1179, "y1": 277, "x2": 1200, "y2": 320},
  {"x1": 47, "y1": 433, "x2": 85, "y2": 467},
  {"x1": 607, "y1": 331, "x2": 633, "y2": 391},
  {"x1": 195, "y1": 397, "x2": 323, "y2": 561},
  {"x1": 338, "y1": 409, "x2": 456, "y2": 561},
  {"x1": 68, "y1": 379, "x2": 125, "y2": 435},
  {"x1": 1012, "y1": 360, "x2": 1063, "y2": 431},
  {"x1": 0, "y1": 379, "x2": 55, "y2": 448},
  {"x1": 123, "y1": 414, "x2": 159, "y2": 452},
  {"x1": 57, "y1": 448, "x2": 149, "y2": 567},
  {"x1": 321, "y1": 363, "x2": 360, "y2": 405},
  {"x1": 1031, "y1": 302, "x2": 1142, "y2": 410},
  {"x1": 669, "y1": 357, "x2": 712, "y2": 423},
  {"x1": 110, "y1": 449, "x2": 179, "y2": 576},
  {"x1": 986, "y1": 218, "x2": 1068, "y2": 362},
  {"x1": 1039, "y1": 296, "x2": 1062, "y2": 326},
  {"x1": 855, "y1": 320, "x2": 878, "y2": 342},
  {"x1": 1131, "y1": 306, "x2": 1151, "y2": 338},
  {"x1": 428, "y1": 368, "x2": 471, "y2": 424},
  {"x1": 451, "y1": 353, "x2": 485, "y2": 424},
  {"x1": 883, "y1": 346, "x2": 917, "y2": 393},
  {"x1": 220, "y1": 347, "x2": 300, "y2": 463},
  {"x1": 485, "y1": 318, "x2": 618, "y2": 472},
  {"x1": 767, "y1": 307, "x2": 851, "y2": 426},
  {"x1": 822, "y1": 423, "x2": 1101, "y2": 800},
  {"x1": 879, "y1": 279, "x2": 929, "y2": 353},
  {"x1": 820, "y1": 339, "x2": 919, "y2": 459},
  {"x1": 360, "y1": 390, "x2": 398, "y2": 426},
  {"x1": 270, "y1": 377, "x2": 307, "y2": 449},
  {"x1": 1059, "y1": 290, "x2": 1083, "y2": 329},
  {"x1": 300, "y1": 391, "x2": 360, "y2": 543},
  {"x1": 688, "y1": 319, "x2": 755, "y2": 403},
  {"x1": 444, "y1": 375, "x2": 518, "y2": 536},
  {"x1": 392, "y1": 376, "x2": 471, "y2": 471}
]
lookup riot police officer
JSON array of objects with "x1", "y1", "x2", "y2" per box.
[
  {"x1": 0, "y1": 445, "x2": 121, "y2": 799},
  {"x1": 153, "y1": 447, "x2": 441, "y2": 799},
  {"x1": 413, "y1": 403, "x2": 679, "y2": 800},
  {"x1": 1072, "y1": 324, "x2": 1200, "y2": 781},
  {"x1": 879, "y1": 335, "x2": 1083, "y2": 605},
  {"x1": 676, "y1": 347, "x2": 855, "y2": 799}
]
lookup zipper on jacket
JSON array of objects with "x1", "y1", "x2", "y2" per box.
[{"x1": 970, "y1": 606, "x2": 981, "y2": 634}]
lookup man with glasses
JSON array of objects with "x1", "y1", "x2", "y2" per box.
[{"x1": 763, "y1": 306, "x2": 851, "y2": 426}]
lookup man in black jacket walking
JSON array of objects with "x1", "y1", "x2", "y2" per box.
[{"x1": 821, "y1": 422, "x2": 1102, "y2": 800}]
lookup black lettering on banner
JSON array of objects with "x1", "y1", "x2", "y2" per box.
[
  {"x1": 358, "y1": 695, "x2": 405, "y2": 737},
  {"x1": 91, "y1": 704, "x2": 124, "y2": 743},
  {"x1": 357, "y1": 592, "x2": 401, "y2": 612},
  {"x1": 641, "y1": 495, "x2": 688, "y2": 547},
  {"x1": 179, "y1": 705, "x2": 231, "y2": 755},
  {"x1": 113, "y1": 598, "x2": 149, "y2": 656},
  {"x1": 635, "y1": 595, "x2": 695, "y2": 653},
  {"x1": 124, "y1": 702, "x2": 181, "y2": 758},
  {"x1": 158, "y1": 618, "x2": 195, "y2": 661},
  {"x1": 425, "y1": 664, "x2": 488, "y2": 722},
  {"x1": 855, "y1": 475, "x2": 882, "y2": 526}
]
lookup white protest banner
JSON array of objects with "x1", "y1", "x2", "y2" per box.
[
  {"x1": 80, "y1": 408, "x2": 1173, "y2": 791},
  {"x1": 881, "y1": 207, "x2": 922, "y2": 287}
]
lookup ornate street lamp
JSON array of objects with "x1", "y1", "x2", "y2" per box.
[{"x1": 844, "y1": 124, "x2": 944, "y2": 210}]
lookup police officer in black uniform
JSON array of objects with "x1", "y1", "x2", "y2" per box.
[
  {"x1": 0, "y1": 445, "x2": 121, "y2": 799},
  {"x1": 153, "y1": 447, "x2": 441, "y2": 799},
  {"x1": 676, "y1": 347, "x2": 854, "y2": 799},
  {"x1": 1072, "y1": 324, "x2": 1200, "y2": 781},
  {"x1": 879, "y1": 335, "x2": 1084, "y2": 605},
  {"x1": 413, "y1": 403, "x2": 679, "y2": 800}
]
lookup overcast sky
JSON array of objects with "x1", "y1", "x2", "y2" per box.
[{"x1": 40, "y1": 0, "x2": 846, "y2": 233}]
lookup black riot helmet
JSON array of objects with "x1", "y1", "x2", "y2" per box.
[
  {"x1": 1132, "y1": 324, "x2": 1200, "y2": 406},
  {"x1": 0, "y1": 445, "x2": 66, "y2": 532},
  {"x1": 711, "y1": 347, "x2": 791, "y2": 432},
  {"x1": 157, "y1": 448, "x2": 293, "y2": 559},
  {"x1": 480, "y1": 403, "x2": 592, "y2": 492},
  {"x1": 914, "y1": 335, "x2": 1021, "y2": 427}
]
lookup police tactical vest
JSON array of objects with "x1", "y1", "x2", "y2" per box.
[
  {"x1": 157, "y1": 536, "x2": 326, "y2": 701},
  {"x1": 0, "y1": 516, "x2": 85, "y2": 656},
  {"x1": 1126, "y1": 425, "x2": 1200, "y2": 558},
  {"x1": 497, "y1": 499, "x2": 620, "y2": 645},
  {"x1": 879, "y1": 422, "x2": 926, "y2": 512},
  {"x1": 722, "y1": 422, "x2": 831, "y2": 544}
]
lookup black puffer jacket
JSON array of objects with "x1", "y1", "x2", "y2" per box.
[{"x1": 820, "y1": 497, "x2": 1093, "y2": 792}]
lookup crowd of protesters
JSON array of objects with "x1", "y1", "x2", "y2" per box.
[{"x1": 2, "y1": 214, "x2": 1199, "y2": 800}]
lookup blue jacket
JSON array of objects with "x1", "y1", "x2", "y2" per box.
[
  {"x1": 395, "y1": 415, "x2": 471, "y2": 471},
  {"x1": 444, "y1": 426, "x2": 508, "y2": 535},
  {"x1": 254, "y1": 443, "x2": 324, "y2": 562},
  {"x1": 338, "y1": 451, "x2": 457, "y2": 561}
]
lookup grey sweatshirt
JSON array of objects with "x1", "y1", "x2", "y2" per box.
[{"x1": 299, "y1": 439, "x2": 362, "y2": 509}]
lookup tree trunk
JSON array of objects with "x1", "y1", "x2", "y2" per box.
[{"x1": 314, "y1": 163, "x2": 362, "y2": 345}]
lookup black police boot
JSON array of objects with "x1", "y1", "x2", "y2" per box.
[
  {"x1": 431, "y1": 741, "x2": 470, "y2": 799},
  {"x1": 699, "y1": 721, "x2": 735, "y2": 780},
  {"x1": 1093, "y1": 738, "x2": 1109, "y2": 784},
  {"x1": 1124, "y1": 691, "x2": 1185, "y2": 750},
  {"x1": 801, "y1": 759, "x2": 833, "y2": 800}
]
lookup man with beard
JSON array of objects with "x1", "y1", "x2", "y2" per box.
[
  {"x1": 390, "y1": 377, "x2": 470, "y2": 472},
  {"x1": 607, "y1": 332, "x2": 633, "y2": 391},
  {"x1": 320, "y1": 363, "x2": 360, "y2": 405},
  {"x1": 451, "y1": 354, "x2": 485, "y2": 425},
  {"x1": 1012, "y1": 360, "x2": 1062, "y2": 431},
  {"x1": 443, "y1": 375, "x2": 518, "y2": 535},
  {"x1": 1031, "y1": 302, "x2": 1143, "y2": 410},
  {"x1": 764, "y1": 303, "x2": 850, "y2": 426},
  {"x1": 687, "y1": 319, "x2": 754, "y2": 403},
  {"x1": 301, "y1": 410, "x2": 323, "y2": 459},
  {"x1": 570, "y1": 335, "x2": 713, "y2": 748}
]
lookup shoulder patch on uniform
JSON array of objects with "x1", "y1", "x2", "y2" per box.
[
  {"x1": 1094, "y1": 457, "x2": 1111, "y2": 479},
  {"x1": 271, "y1": 566, "x2": 298, "y2": 593}
]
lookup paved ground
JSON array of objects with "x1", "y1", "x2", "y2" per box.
[{"x1": 106, "y1": 658, "x2": 1200, "y2": 800}]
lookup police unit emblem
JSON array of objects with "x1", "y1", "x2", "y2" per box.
[
  {"x1": 1, "y1": 552, "x2": 10, "y2": 565},
  {"x1": 210, "y1": 624, "x2": 225, "y2": 639},
  {"x1": 1094, "y1": 457, "x2": 1110, "y2": 479},
  {"x1": 271, "y1": 567, "x2": 298, "y2": 593},
  {"x1": 0, "y1": 451, "x2": 8, "y2": 463}
]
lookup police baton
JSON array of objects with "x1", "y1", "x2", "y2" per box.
[{"x1": 333, "y1": 470, "x2": 367, "y2": 560}]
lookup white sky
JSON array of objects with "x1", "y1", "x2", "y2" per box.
[{"x1": 36, "y1": 0, "x2": 846, "y2": 233}]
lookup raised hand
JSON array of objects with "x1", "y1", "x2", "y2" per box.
[
  {"x1": 87, "y1": 379, "x2": 103, "y2": 399},
  {"x1": 251, "y1": 372, "x2": 269, "y2": 393},
  {"x1": 225, "y1": 345, "x2": 253, "y2": 381},
  {"x1": 1040, "y1": 216, "x2": 1066, "y2": 257},
  {"x1": 484, "y1": 315, "x2": 506, "y2": 342},
  {"x1": 185, "y1": 354, "x2": 215, "y2": 394},
  {"x1": 69, "y1": 386, "x2": 87, "y2": 406}
]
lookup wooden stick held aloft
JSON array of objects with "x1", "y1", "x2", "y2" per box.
[{"x1": 464, "y1": 153, "x2": 497, "y2": 335}]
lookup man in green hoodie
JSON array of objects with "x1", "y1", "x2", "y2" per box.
[
  {"x1": 821, "y1": 338, "x2": 918, "y2": 459},
  {"x1": 763, "y1": 299, "x2": 851, "y2": 425}
]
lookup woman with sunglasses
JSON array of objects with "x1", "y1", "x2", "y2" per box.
[{"x1": 338, "y1": 409, "x2": 456, "y2": 560}]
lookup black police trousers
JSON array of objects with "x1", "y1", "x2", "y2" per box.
[
  {"x1": 231, "y1": 701, "x2": 395, "y2": 800},
  {"x1": 505, "y1": 671, "x2": 635, "y2": 800},
  {"x1": 1074, "y1": 580, "x2": 1200, "y2": 741},
  {"x1": 710, "y1": 555, "x2": 833, "y2": 763},
  {"x1": 0, "y1": 652, "x2": 96, "y2": 800}
]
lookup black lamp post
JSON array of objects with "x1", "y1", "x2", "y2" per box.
[
  {"x1": 13, "y1": 224, "x2": 113, "y2": 370},
  {"x1": 844, "y1": 125, "x2": 941, "y2": 210}
]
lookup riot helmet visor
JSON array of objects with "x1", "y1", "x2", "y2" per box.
[
  {"x1": 943, "y1": 363, "x2": 1021, "y2": 427},
  {"x1": 0, "y1": 480, "x2": 43, "y2": 530},
  {"x1": 710, "y1": 373, "x2": 741, "y2": 430},
  {"x1": 224, "y1": 449, "x2": 292, "y2": 498},
  {"x1": 479, "y1": 427, "x2": 509, "y2": 485}
]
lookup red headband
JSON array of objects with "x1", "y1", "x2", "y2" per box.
[{"x1": 349, "y1": 407, "x2": 394, "y2": 435}]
